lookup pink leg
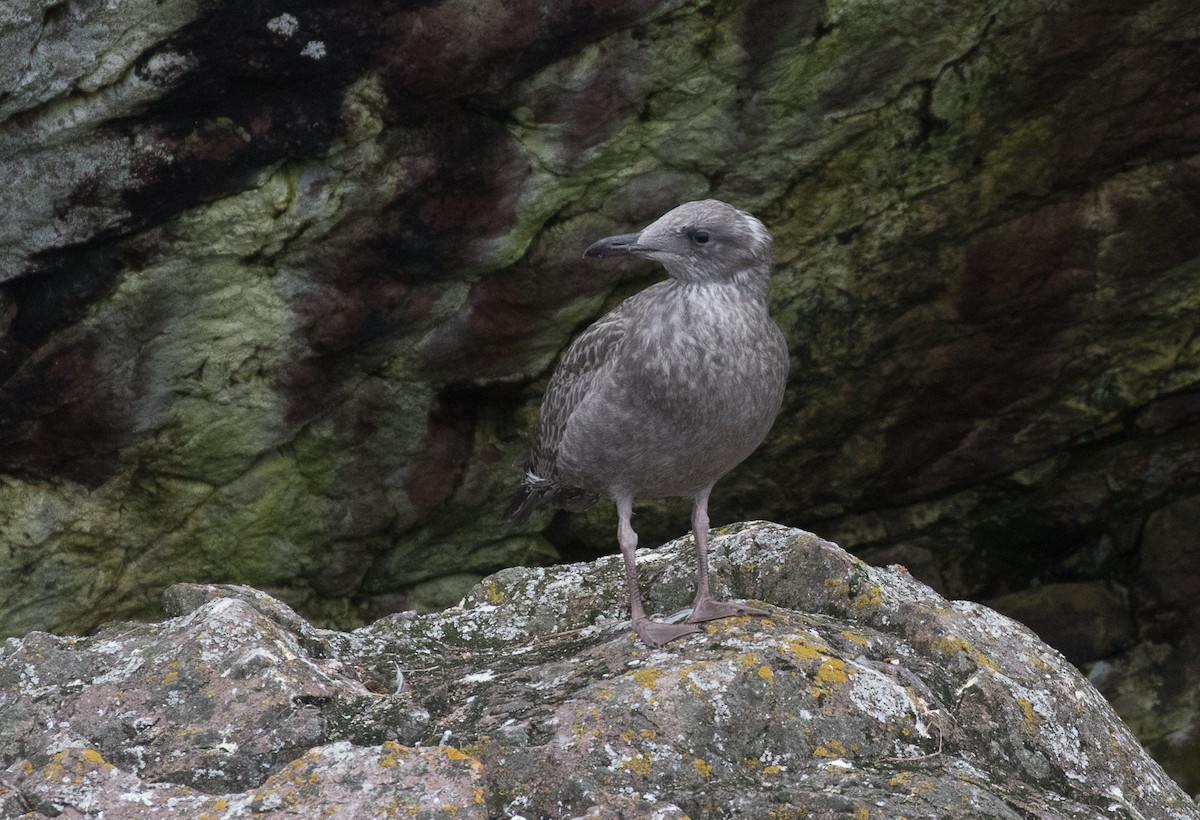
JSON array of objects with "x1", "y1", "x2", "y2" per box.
[
  {"x1": 686, "y1": 488, "x2": 769, "y2": 624},
  {"x1": 616, "y1": 496, "x2": 702, "y2": 648}
]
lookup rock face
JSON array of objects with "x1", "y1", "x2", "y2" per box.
[
  {"x1": 0, "y1": 524, "x2": 1194, "y2": 818},
  {"x1": 2, "y1": 0, "x2": 1200, "y2": 794}
]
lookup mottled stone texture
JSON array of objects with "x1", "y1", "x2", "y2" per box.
[
  {"x1": 0, "y1": 525, "x2": 1194, "y2": 817},
  {"x1": 1, "y1": 0, "x2": 1200, "y2": 793}
]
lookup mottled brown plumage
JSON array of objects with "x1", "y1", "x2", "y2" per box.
[{"x1": 510, "y1": 200, "x2": 789, "y2": 647}]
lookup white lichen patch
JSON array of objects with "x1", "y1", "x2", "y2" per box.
[
  {"x1": 44, "y1": 736, "x2": 88, "y2": 756},
  {"x1": 301, "y1": 40, "x2": 327, "y2": 60},
  {"x1": 461, "y1": 669, "x2": 497, "y2": 684},
  {"x1": 92, "y1": 638, "x2": 128, "y2": 656},
  {"x1": 1007, "y1": 678, "x2": 1088, "y2": 770},
  {"x1": 757, "y1": 748, "x2": 791, "y2": 772},
  {"x1": 947, "y1": 757, "x2": 989, "y2": 781},
  {"x1": 92, "y1": 650, "x2": 147, "y2": 685},
  {"x1": 954, "y1": 601, "x2": 1035, "y2": 649},
  {"x1": 846, "y1": 662, "x2": 912, "y2": 724},
  {"x1": 266, "y1": 13, "x2": 299, "y2": 38},
  {"x1": 679, "y1": 663, "x2": 738, "y2": 724},
  {"x1": 222, "y1": 647, "x2": 281, "y2": 677},
  {"x1": 17, "y1": 663, "x2": 43, "y2": 695},
  {"x1": 633, "y1": 549, "x2": 675, "y2": 566}
]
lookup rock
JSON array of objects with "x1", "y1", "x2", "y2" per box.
[
  {"x1": 0, "y1": 524, "x2": 1193, "y2": 817},
  {"x1": 1138, "y1": 494, "x2": 1200, "y2": 619},
  {"x1": 986, "y1": 581, "x2": 1136, "y2": 667},
  {"x1": 1084, "y1": 493, "x2": 1200, "y2": 796},
  {"x1": 2, "y1": 0, "x2": 1200, "y2": 792}
]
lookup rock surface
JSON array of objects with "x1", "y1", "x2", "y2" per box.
[
  {"x1": 3, "y1": 0, "x2": 1200, "y2": 793},
  {"x1": 1, "y1": 524, "x2": 1194, "y2": 818}
]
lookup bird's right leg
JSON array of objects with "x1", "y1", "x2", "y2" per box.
[
  {"x1": 686, "y1": 488, "x2": 769, "y2": 623},
  {"x1": 616, "y1": 497, "x2": 702, "y2": 648}
]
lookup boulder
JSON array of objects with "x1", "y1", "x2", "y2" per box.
[
  {"x1": 1, "y1": 524, "x2": 1193, "y2": 817},
  {"x1": 1087, "y1": 493, "x2": 1200, "y2": 797}
]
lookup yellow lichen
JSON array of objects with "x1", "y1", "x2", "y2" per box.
[
  {"x1": 975, "y1": 653, "x2": 1000, "y2": 671},
  {"x1": 1025, "y1": 653, "x2": 1055, "y2": 671},
  {"x1": 482, "y1": 581, "x2": 504, "y2": 606},
  {"x1": 693, "y1": 758, "x2": 713, "y2": 778},
  {"x1": 815, "y1": 657, "x2": 851, "y2": 685},
  {"x1": 630, "y1": 668, "x2": 662, "y2": 689},
  {"x1": 1017, "y1": 696, "x2": 1042, "y2": 728},
  {"x1": 81, "y1": 748, "x2": 107, "y2": 765},
  {"x1": 205, "y1": 799, "x2": 229, "y2": 815},
  {"x1": 622, "y1": 753, "x2": 652, "y2": 775},
  {"x1": 784, "y1": 636, "x2": 825, "y2": 661},
  {"x1": 758, "y1": 665, "x2": 775, "y2": 685},
  {"x1": 851, "y1": 586, "x2": 883, "y2": 609},
  {"x1": 931, "y1": 636, "x2": 999, "y2": 671},
  {"x1": 379, "y1": 740, "x2": 408, "y2": 768},
  {"x1": 813, "y1": 739, "x2": 848, "y2": 758},
  {"x1": 445, "y1": 747, "x2": 483, "y2": 773},
  {"x1": 841, "y1": 629, "x2": 870, "y2": 646},
  {"x1": 930, "y1": 637, "x2": 972, "y2": 656},
  {"x1": 459, "y1": 738, "x2": 490, "y2": 761}
]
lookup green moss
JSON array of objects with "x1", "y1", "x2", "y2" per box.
[{"x1": 978, "y1": 115, "x2": 1060, "y2": 207}]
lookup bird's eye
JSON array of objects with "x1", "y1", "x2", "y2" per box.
[{"x1": 692, "y1": 230, "x2": 710, "y2": 244}]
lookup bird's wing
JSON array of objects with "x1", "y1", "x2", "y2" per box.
[{"x1": 529, "y1": 310, "x2": 626, "y2": 475}]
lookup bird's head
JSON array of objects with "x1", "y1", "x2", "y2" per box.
[{"x1": 583, "y1": 199, "x2": 773, "y2": 285}]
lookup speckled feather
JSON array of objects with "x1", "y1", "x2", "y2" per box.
[{"x1": 507, "y1": 312, "x2": 624, "y2": 521}]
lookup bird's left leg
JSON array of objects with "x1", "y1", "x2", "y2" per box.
[
  {"x1": 616, "y1": 496, "x2": 703, "y2": 647},
  {"x1": 685, "y1": 487, "x2": 769, "y2": 623}
]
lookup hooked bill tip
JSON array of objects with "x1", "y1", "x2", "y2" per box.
[{"x1": 583, "y1": 232, "x2": 644, "y2": 259}]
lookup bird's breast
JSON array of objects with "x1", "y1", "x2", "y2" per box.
[
  {"x1": 554, "y1": 285, "x2": 788, "y2": 497},
  {"x1": 625, "y1": 288, "x2": 786, "y2": 420}
]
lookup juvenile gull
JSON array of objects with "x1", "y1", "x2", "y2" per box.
[{"x1": 509, "y1": 199, "x2": 789, "y2": 647}]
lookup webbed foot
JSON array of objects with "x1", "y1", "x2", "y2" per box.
[
  {"x1": 633, "y1": 616, "x2": 705, "y2": 648},
  {"x1": 686, "y1": 595, "x2": 770, "y2": 624}
]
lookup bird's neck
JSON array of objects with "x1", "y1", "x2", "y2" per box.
[
  {"x1": 728, "y1": 265, "x2": 772, "y2": 301},
  {"x1": 666, "y1": 263, "x2": 773, "y2": 303},
  {"x1": 694, "y1": 265, "x2": 772, "y2": 308}
]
